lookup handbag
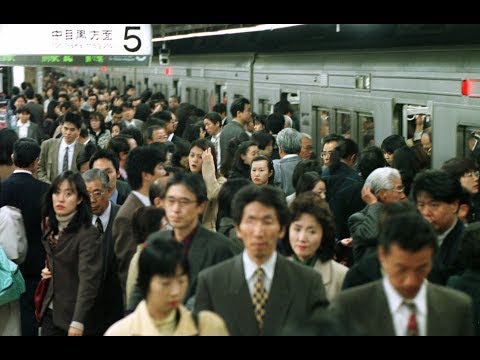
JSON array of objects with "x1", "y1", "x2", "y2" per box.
[
  {"x1": 0, "y1": 246, "x2": 26, "y2": 306},
  {"x1": 34, "y1": 259, "x2": 50, "y2": 322}
]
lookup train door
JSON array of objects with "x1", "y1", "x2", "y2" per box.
[
  {"x1": 173, "y1": 80, "x2": 179, "y2": 97},
  {"x1": 144, "y1": 77, "x2": 149, "y2": 91}
]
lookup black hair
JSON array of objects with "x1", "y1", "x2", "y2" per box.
[
  {"x1": 132, "y1": 206, "x2": 165, "y2": 245},
  {"x1": 412, "y1": 169, "x2": 462, "y2": 204},
  {"x1": 126, "y1": 146, "x2": 166, "y2": 190},
  {"x1": 42, "y1": 171, "x2": 92, "y2": 234},
  {"x1": 458, "y1": 222, "x2": 480, "y2": 271},
  {"x1": 0, "y1": 129, "x2": 19, "y2": 165},
  {"x1": 13, "y1": 138, "x2": 40, "y2": 168},
  {"x1": 89, "y1": 148, "x2": 120, "y2": 172},
  {"x1": 138, "y1": 237, "x2": 189, "y2": 299},
  {"x1": 165, "y1": 171, "x2": 207, "y2": 204}
]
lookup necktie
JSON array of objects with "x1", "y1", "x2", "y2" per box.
[
  {"x1": 404, "y1": 301, "x2": 419, "y2": 336},
  {"x1": 62, "y1": 146, "x2": 69, "y2": 172},
  {"x1": 252, "y1": 267, "x2": 268, "y2": 329},
  {"x1": 95, "y1": 217, "x2": 104, "y2": 234}
]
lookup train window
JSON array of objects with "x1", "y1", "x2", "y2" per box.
[
  {"x1": 153, "y1": 83, "x2": 158, "y2": 92},
  {"x1": 335, "y1": 110, "x2": 352, "y2": 140},
  {"x1": 402, "y1": 104, "x2": 432, "y2": 147},
  {"x1": 359, "y1": 113, "x2": 375, "y2": 148},
  {"x1": 457, "y1": 125, "x2": 480, "y2": 159},
  {"x1": 258, "y1": 99, "x2": 271, "y2": 115},
  {"x1": 185, "y1": 88, "x2": 191, "y2": 104},
  {"x1": 312, "y1": 107, "x2": 331, "y2": 156},
  {"x1": 201, "y1": 89, "x2": 208, "y2": 113}
]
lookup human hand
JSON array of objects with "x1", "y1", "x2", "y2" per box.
[
  {"x1": 361, "y1": 186, "x2": 377, "y2": 205},
  {"x1": 202, "y1": 147, "x2": 213, "y2": 164},
  {"x1": 68, "y1": 327, "x2": 83, "y2": 336},
  {"x1": 41, "y1": 267, "x2": 52, "y2": 280}
]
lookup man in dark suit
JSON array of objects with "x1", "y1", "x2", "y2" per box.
[
  {"x1": 89, "y1": 149, "x2": 131, "y2": 206},
  {"x1": 331, "y1": 212, "x2": 474, "y2": 336},
  {"x1": 82, "y1": 168, "x2": 123, "y2": 335},
  {"x1": 0, "y1": 138, "x2": 50, "y2": 336},
  {"x1": 127, "y1": 172, "x2": 234, "y2": 312},
  {"x1": 113, "y1": 145, "x2": 167, "y2": 303},
  {"x1": 412, "y1": 169, "x2": 465, "y2": 285},
  {"x1": 195, "y1": 184, "x2": 329, "y2": 336}
]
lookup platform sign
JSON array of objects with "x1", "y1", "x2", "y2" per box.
[{"x1": 0, "y1": 24, "x2": 152, "y2": 66}]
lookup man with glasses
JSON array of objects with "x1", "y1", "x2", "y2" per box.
[
  {"x1": 82, "y1": 168, "x2": 123, "y2": 335},
  {"x1": 127, "y1": 172, "x2": 234, "y2": 312},
  {"x1": 349, "y1": 167, "x2": 406, "y2": 264}
]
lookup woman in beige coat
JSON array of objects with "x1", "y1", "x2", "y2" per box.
[
  {"x1": 105, "y1": 236, "x2": 228, "y2": 336},
  {"x1": 285, "y1": 192, "x2": 348, "y2": 302}
]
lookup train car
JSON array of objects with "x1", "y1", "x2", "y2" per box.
[{"x1": 58, "y1": 44, "x2": 480, "y2": 169}]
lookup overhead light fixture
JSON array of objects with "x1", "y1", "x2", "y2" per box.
[{"x1": 152, "y1": 24, "x2": 304, "y2": 42}]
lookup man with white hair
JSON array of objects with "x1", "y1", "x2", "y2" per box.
[
  {"x1": 272, "y1": 128, "x2": 302, "y2": 196},
  {"x1": 348, "y1": 167, "x2": 406, "y2": 263}
]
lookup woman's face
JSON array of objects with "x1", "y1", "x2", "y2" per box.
[
  {"x1": 90, "y1": 117, "x2": 101, "y2": 132},
  {"x1": 146, "y1": 266, "x2": 189, "y2": 316},
  {"x1": 111, "y1": 125, "x2": 121, "y2": 137},
  {"x1": 312, "y1": 180, "x2": 327, "y2": 200},
  {"x1": 188, "y1": 146, "x2": 204, "y2": 173},
  {"x1": 241, "y1": 145, "x2": 259, "y2": 166},
  {"x1": 52, "y1": 180, "x2": 82, "y2": 217},
  {"x1": 289, "y1": 213, "x2": 323, "y2": 262},
  {"x1": 250, "y1": 159, "x2": 272, "y2": 186}
]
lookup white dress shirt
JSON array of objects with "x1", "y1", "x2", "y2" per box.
[
  {"x1": 16, "y1": 120, "x2": 30, "y2": 138},
  {"x1": 242, "y1": 250, "x2": 277, "y2": 296},
  {"x1": 92, "y1": 201, "x2": 112, "y2": 232},
  {"x1": 58, "y1": 139, "x2": 77, "y2": 175}
]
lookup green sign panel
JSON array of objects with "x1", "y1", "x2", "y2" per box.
[{"x1": 0, "y1": 54, "x2": 150, "y2": 66}]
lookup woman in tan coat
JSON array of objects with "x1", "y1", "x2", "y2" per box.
[{"x1": 104, "y1": 236, "x2": 228, "y2": 336}]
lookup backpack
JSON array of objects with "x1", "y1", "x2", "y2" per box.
[
  {"x1": 0, "y1": 205, "x2": 28, "y2": 264},
  {"x1": 0, "y1": 245, "x2": 26, "y2": 306}
]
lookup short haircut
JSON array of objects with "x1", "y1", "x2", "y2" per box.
[
  {"x1": 138, "y1": 236, "x2": 189, "y2": 298},
  {"x1": 285, "y1": 191, "x2": 335, "y2": 262},
  {"x1": 13, "y1": 138, "x2": 40, "y2": 168},
  {"x1": 251, "y1": 131, "x2": 274, "y2": 150},
  {"x1": 126, "y1": 146, "x2": 166, "y2": 190},
  {"x1": 203, "y1": 111, "x2": 222, "y2": 126},
  {"x1": 276, "y1": 127, "x2": 302, "y2": 154},
  {"x1": 213, "y1": 102, "x2": 226, "y2": 114},
  {"x1": 89, "y1": 148, "x2": 120, "y2": 172},
  {"x1": 295, "y1": 171, "x2": 325, "y2": 196},
  {"x1": 81, "y1": 168, "x2": 110, "y2": 190},
  {"x1": 378, "y1": 212, "x2": 437, "y2": 254},
  {"x1": 441, "y1": 157, "x2": 478, "y2": 181},
  {"x1": 265, "y1": 112, "x2": 285, "y2": 135},
  {"x1": 365, "y1": 167, "x2": 401, "y2": 195},
  {"x1": 62, "y1": 112, "x2": 82, "y2": 130},
  {"x1": 357, "y1": 145, "x2": 386, "y2": 179},
  {"x1": 165, "y1": 171, "x2": 207, "y2": 204},
  {"x1": 291, "y1": 159, "x2": 322, "y2": 190},
  {"x1": 412, "y1": 169, "x2": 462, "y2": 204},
  {"x1": 76, "y1": 142, "x2": 98, "y2": 171},
  {"x1": 0, "y1": 129, "x2": 19, "y2": 165},
  {"x1": 218, "y1": 178, "x2": 252, "y2": 217},
  {"x1": 231, "y1": 184, "x2": 290, "y2": 227},
  {"x1": 230, "y1": 97, "x2": 250, "y2": 118}
]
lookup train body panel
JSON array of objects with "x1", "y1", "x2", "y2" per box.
[{"x1": 55, "y1": 45, "x2": 480, "y2": 168}]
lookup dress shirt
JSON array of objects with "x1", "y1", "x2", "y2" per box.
[
  {"x1": 243, "y1": 250, "x2": 277, "y2": 296},
  {"x1": 91, "y1": 201, "x2": 112, "y2": 233},
  {"x1": 16, "y1": 120, "x2": 30, "y2": 138},
  {"x1": 58, "y1": 139, "x2": 77, "y2": 175}
]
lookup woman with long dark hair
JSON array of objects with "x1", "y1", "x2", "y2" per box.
[{"x1": 38, "y1": 171, "x2": 103, "y2": 336}]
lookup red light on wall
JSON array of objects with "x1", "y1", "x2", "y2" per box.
[
  {"x1": 100, "y1": 66, "x2": 108, "y2": 72},
  {"x1": 462, "y1": 79, "x2": 480, "y2": 97},
  {"x1": 164, "y1": 67, "x2": 173, "y2": 76}
]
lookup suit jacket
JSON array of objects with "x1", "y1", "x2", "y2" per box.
[
  {"x1": 195, "y1": 254, "x2": 329, "y2": 336},
  {"x1": 37, "y1": 138, "x2": 84, "y2": 183},
  {"x1": 115, "y1": 180, "x2": 132, "y2": 206},
  {"x1": 16, "y1": 121, "x2": 44, "y2": 145},
  {"x1": 219, "y1": 120, "x2": 249, "y2": 160},
  {"x1": 330, "y1": 279, "x2": 474, "y2": 336},
  {"x1": 127, "y1": 225, "x2": 235, "y2": 311},
  {"x1": 88, "y1": 202, "x2": 124, "y2": 335},
  {"x1": 40, "y1": 224, "x2": 103, "y2": 332},
  {"x1": 113, "y1": 193, "x2": 144, "y2": 300},
  {"x1": 0, "y1": 172, "x2": 50, "y2": 277},
  {"x1": 273, "y1": 155, "x2": 301, "y2": 196}
]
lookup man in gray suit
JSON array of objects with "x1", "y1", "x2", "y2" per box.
[
  {"x1": 272, "y1": 127, "x2": 302, "y2": 196},
  {"x1": 195, "y1": 184, "x2": 329, "y2": 336},
  {"x1": 330, "y1": 212, "x2": 474, "y2": 336},
  {"x1": 36, "y1": 112, "x2": 84, "y2": 183},
  {"x1": 219, "y1": 97, "x2": 250, "y2": 159}
]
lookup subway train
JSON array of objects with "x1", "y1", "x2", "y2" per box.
[{"x1": 58, "y1": 44, "x2": 480, "y2": 168}]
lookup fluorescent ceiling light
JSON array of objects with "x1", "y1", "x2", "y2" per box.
[{"x1": 152, "y1": 24, "x2": 304, "y2": 42}]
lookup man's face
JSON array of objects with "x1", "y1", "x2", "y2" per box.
[
  {"x1": 379, "y1": 244, "x2": 433, "y2": 300},
  {"x1": 91, "y1": 158, "x2": 118, "y2": 193},
  {"x1": 299, "y1": 137, "x2": 313, "y2": 160},
  {"x1": 321, "y1": 141, "x2": 337, "y2": 167},
  {"x1": 235, "y1": 201, "x2": 285, "y2": 265},
  {"x1": 61, "y1": 121, "x2": 80, "y2": 145},
  {"x1": 416, "y1": 192, "x2": 459, "y2": 233},
  {"x1": 85, "y1": 179, "x2": 110, "y2": 216},
  {"x1": 164, "y1": 184, "x2": 203, "y2": 232}
]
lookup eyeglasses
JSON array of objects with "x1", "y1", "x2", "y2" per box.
[
  {"x1": 320, "y1": 151, "x2": 334, "y2": 158},
  {"x1": 88, "y1": 190, "x2": 105, "y2": 199},
  {"x1": 464, "y1": 171, "x2": 480, "y2": 178},
  {"x1": 164, "y1": 196, "x2": 196, "y2": 207},
  {"x1": 390, "y1": 186, "x2": 405, "y2": 194}
]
